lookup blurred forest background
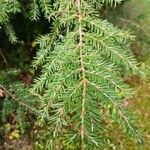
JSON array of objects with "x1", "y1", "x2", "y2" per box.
[
  {"x1": 0, "y1": 0, "x2": 150, "y2": 149},
  {"x1": 103, "y1": 0, "x2": 150, "y2": 149}
]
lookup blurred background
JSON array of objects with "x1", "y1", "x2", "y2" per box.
[{"x1": 103, "y1": 0, "x2": 150, "y2": 149}]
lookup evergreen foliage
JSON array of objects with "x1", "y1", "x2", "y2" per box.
[
  {"x1": 0, "y1": 0, "x2": 20, "y2": 43},
  {"x1": 0, "y1": 0, "x2": 144, "y2": 149},
  {"x1": 31, "y1": 0, "x2": 143, "y2": 149},
  {"x1": 0, "y1": 70, "x2": 36, "y2": 133}
]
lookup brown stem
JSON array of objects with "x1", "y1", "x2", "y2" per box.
[{"x1": 76, "y1": 0, "x2": 86, "y2": 149}]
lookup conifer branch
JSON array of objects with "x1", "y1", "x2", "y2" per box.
[
  {"x1": 0, "y1": 84, "x2": 38, "y2": 114},
  {"x1": 0, "y1": 0, "x2": 144, "y2": 148},
  {"x1": 30, "y1": 0, "x2": 143, "y2": 148}
]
